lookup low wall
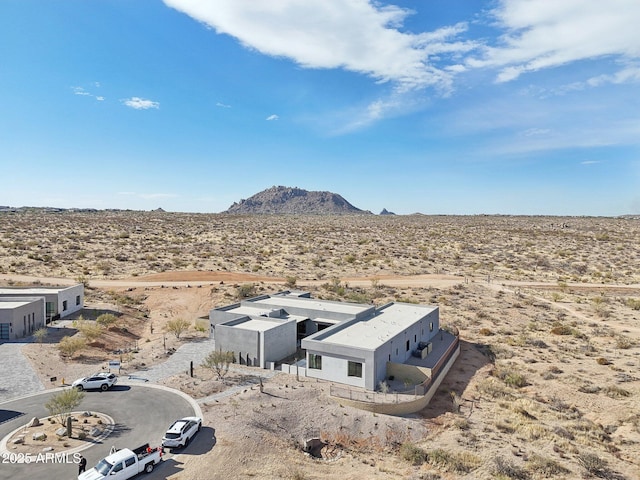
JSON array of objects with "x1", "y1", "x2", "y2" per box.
[
  {"x1": 332, "y1": 344, "x2": 460, "y2": 415},
  {"x1": 386, "y1": 362, "x2": 431, "y2": 385}
]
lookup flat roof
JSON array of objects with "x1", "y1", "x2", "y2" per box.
[
  {"x1": 0, "y1": 301, "x2": 34, "y2": 309},
  {"x1": 0, "y1": 287, "x2": 70, "y2": 295},
  {"x1": 232, "y1": 318, "x2": 286, "y2": 332},
  {"x1": 252, "y1": 295, "x2": 372, "y2": 316},
  {"x1": 313, "y1": 303, "x2": 437, "y2": 349}
]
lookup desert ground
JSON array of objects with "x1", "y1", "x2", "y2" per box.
[{"x1": 1, "y1": 211, "x2": 639, "y2": 479}]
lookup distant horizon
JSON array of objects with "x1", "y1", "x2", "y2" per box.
[
  {"x1": 1, "y1": 203, "x2": 637, "y2": 219},
  {"x1": 2, "y1": 1, "x2": 639, "y2": 216}
]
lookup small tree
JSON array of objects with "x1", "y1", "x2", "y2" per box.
[
  {"x1": 76, "y1": 320, "x2": 103, "y2": 343},
  {"x1": 202, "y1": 350, "x2": 235, "y2": 381},
  {"x1": 58, "y1": 336, "x2": 87, "y2": 360},
  {"x1": 96, "y1": 313, "x2": 118, "y2": 328},
  {"x1": 33, "y1": 327, "x2": 48, "y2": 344},
  {"x1": 285, "y1": 276, "x2": 297, "y2": 289},
  {"x1": 45, "y1": 388, "x2": 85, "y2": 427},
  {"x1": 165, "y1": 318, "x2": 191, "y2": 339}
]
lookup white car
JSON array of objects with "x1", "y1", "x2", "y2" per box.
[
  {"x1": 72, "y1": 372, "x2": 118, "y2": 391},
  {"x1": 161, "y1": 416, "x2": 202, "y2": 449}
]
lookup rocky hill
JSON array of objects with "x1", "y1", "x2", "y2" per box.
[{"x1": 224, "y1": 186, "x2": 369, "y2": 214}]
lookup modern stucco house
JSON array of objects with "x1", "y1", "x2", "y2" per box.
[
  {"x1": 301, "y1": 301, "x2": 439, "y2": 390},
  {"x1": 0, "y1": 297, "x2": 46, "y2": 340},
  {"x1": 0, "y1": 284, "x2": 84, "y2": 324},
  {"x1": 210, "y1": 291, "x2": 449, "y2": 392}
]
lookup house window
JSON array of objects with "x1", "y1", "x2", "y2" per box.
[
  {"x1": 348, "y1": 361, "x2": 362, "y2": 378},
  {"x1": 429, "y1": 322, "x2": 433, "y2": 332},
  {"x1": 308, "y1": 354, "x2": 322, "y2": 370},
  {"x1": 62, "y1": 300, "x2": 68, "y2": 311},
  {"x1": 406, "y1": 340, "x2": 410, "y2": 351},
  {"x1": 414, "y1": 334, "x2": 417, "y2": 342},
  {"x1": 76, "y1": 295, "x2": 81, "y2": 306}
]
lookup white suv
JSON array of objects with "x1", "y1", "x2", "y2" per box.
[
  {"x1": 162, "y1": 417, "x2": 202, "y2": 449},
  {"x1": 72, "y1": 372, "x2": 118, "y2": 391}
]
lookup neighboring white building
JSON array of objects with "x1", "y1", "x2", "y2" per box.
[
  {"x1": 0, "y1": 297, "x2": 46, "y2": 340},
  {"x1": 0, "y1": 284, "x2": 84, "y2": 323},
  {"x1": 210, "y1": 291, "x2": 444, "y2": 391}
]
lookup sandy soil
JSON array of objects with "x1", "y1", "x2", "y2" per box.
[{"x1": 2, "y1": 212, "x2": 640, "y2": 479}]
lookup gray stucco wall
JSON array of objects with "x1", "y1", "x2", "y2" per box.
[
  {"x1": 262, "y1": 320, "x2": 297, "y2": 367},
  {"x1": 0, "y1": 298, "x2": 45, "y2": 340},
  {"x1": 215, "y1": 324, "x2": 260, "y2": 366}
]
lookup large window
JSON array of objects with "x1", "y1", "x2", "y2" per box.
[
  {"x1": 308, "y1": 354, "x2": 322, "y2": 370},
  {"x1": 347, "y1": 361, "x2": 362, "y2": 378},
  {"x1": 76, "y1": 295, "x2": 81, "y2": 306},
  {"x1": 62, "y1": 300, "x2": 68, "y2": 312}
]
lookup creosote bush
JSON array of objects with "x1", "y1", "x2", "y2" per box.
[{"x1": 399, "y1": 442, "x2": 428, "y2": 465}]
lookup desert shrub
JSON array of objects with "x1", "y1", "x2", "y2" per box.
[
  {"x1": 193, "y1": 319, "x2": 209, "y2": 333},
  {"x1": 492, "y1": 456, "x2": 529, "y2": 479},
  {"x1": 427, "y1": 449, "x2": 481, "y2": 473},
  {"x1": 615, "y1": 335, "x2": 633, "y2": 349},
  {"x1": 285, "y1": 276, "x2": 297, "y2": 288},
  {"x1": 399, "y1": 442, "x2": 428, "y2": 465},
  {"x1": 527, "y1": 454, "x2": 570, "y2": 476},
  {"x1": 479, "y1": 327, "x2": 493, "y2": 336},
  {"x1": 596, "y1": 357, "x2": 610, "y2": 365},
  {"x1": 33, "y1": 327, "x2": 48, "y2": 344},
  {"x1": 625, "y1": 298, "x2": 640, "y2": 310},
  {"x1": 550, "y1": 324, "x2": 573, "y2": 335},
  {"x1": 476, "y1": 378, "x2": 513, "y2": 399},
  {"x1": 165, "y1": 318, "x2": 191, "y2": 339},
  {"x1": 58, "y1": 336, "x2": 87, "y2": 359},
  {"x1": 76, "y1": 320, "x2": 103, "y2": 342},
  {"x1": 96, "y1": 313, "x2": 117, "y2": 327},
  {"x1": 492, "y1": 365, "x2": 528, "y2": 388},
  {"x1": 578, "y1": 384, "x2": 601, "y2": 394},
  {"x1": 604, "y1": 385, "x2": 630, "y2": 398},
  {"x1": 77, "y1": 431, "x2": 87, "y2": 440},
  {"x1": 577, "y1": 452, "x2": 611, "y2": 478},
  {"x1": 237, "y1": 283, "x2": 256, "y2": 299}
]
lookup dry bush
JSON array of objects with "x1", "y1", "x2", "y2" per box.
[
  {"x1": 492, "y1": 456, "x2": 529, "y2": 480},
  {"x1": 492, "y1": 364, "x2": 528, "y2": 388},
  {"x1": 426, "y1": 448, "x2": 481, "y2": 474},
  {"x1": 399, "y1": 442, "x2": 427, "y2": 465},
  {"x1": 527, "y1": 454, "x2": 570, "y2": 476},
  {"x1": 58, "y1": 336, "x2": 87, "y2": 359}
]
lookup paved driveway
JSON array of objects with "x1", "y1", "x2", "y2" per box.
[
  {"x1": 0, "y1": 340, "x2": 44, "y2": 403},
  {"x1": 0, "y1": 385, "x2": 205, "y2": 480}
]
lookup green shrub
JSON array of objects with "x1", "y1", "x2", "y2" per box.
[{"x1": 399, "y1": 442, "x2": 427, "y2": 465}]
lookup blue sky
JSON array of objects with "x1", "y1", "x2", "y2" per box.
[{"x1": 1, "y1": 0, "x2": 639, "y2": 215}]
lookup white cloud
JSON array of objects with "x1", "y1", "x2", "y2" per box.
[
  {"x1": 73, "y1": 87, "x2": 91, "y2": 96},
  {"x1": 163, "y1": 0, "x2": 478, "y2": 92},
  {"x1": 123, "y1": 97, "x2": 160, "y2": 110},
  {"x1": 95, "y1": 96, "x2": 105, "y2": 101},
  {"x1": 216, "y1": 102, "x2": 231, "y2": 108},
  {"x1": 522, "y1": 128, "x2": 550, "y2": 137},
  {"x1": 581, "y1": 160, "x2": 601, "y2": 165},
  {"x1": 469, "y1": 0, "x2": 640, "y2": 82},
  {"x1": 266, "y1": 114, "x2": 279, "y2": 121}
]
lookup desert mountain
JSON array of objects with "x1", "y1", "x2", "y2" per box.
[{"x1": 224, "y1": 186, "x2": 369, "y2": 214}]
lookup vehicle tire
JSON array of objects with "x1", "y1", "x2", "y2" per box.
[
  {"x1": 185, "y1": 437, "x2": 190, "y2": 447},
  {"x1": 197, "y1": 423, "x2": 201, "y2": 432},
  {"x1": 100, "y1": 383, "x2": 108, "y2": 391},
  {"x1": 76, "y1": 385, "x2": 83, "y2": 391},
  {"x1": 144, "y1": 462, "x2": 154, "y2": 473}
]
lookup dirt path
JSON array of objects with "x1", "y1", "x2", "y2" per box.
[{"x1": 3, "y1": 272, "x2": 639, "y2": 293}]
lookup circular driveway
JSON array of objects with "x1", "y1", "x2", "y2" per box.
[{"x1": 0, "y1": 384, "x2": 201, "y2": 480}]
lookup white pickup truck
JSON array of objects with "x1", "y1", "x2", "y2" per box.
[{"x1": 78, "y1": 444, "x2": 162, "y2": 480}]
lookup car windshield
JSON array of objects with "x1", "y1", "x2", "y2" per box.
[
  {"x1": 165, "y1": 432, "x2": 180, "y2": 439},
  {"x1": 95, "y1": 459, "x2": 113, "y2": 475}
]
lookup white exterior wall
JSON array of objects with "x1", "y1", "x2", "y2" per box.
[
  {"x1": 57, "y1": 284, "x2": 84, "y2": 318},
  {"x1": 306, "y1": 352, "x2": 367, "y2": 389}
]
